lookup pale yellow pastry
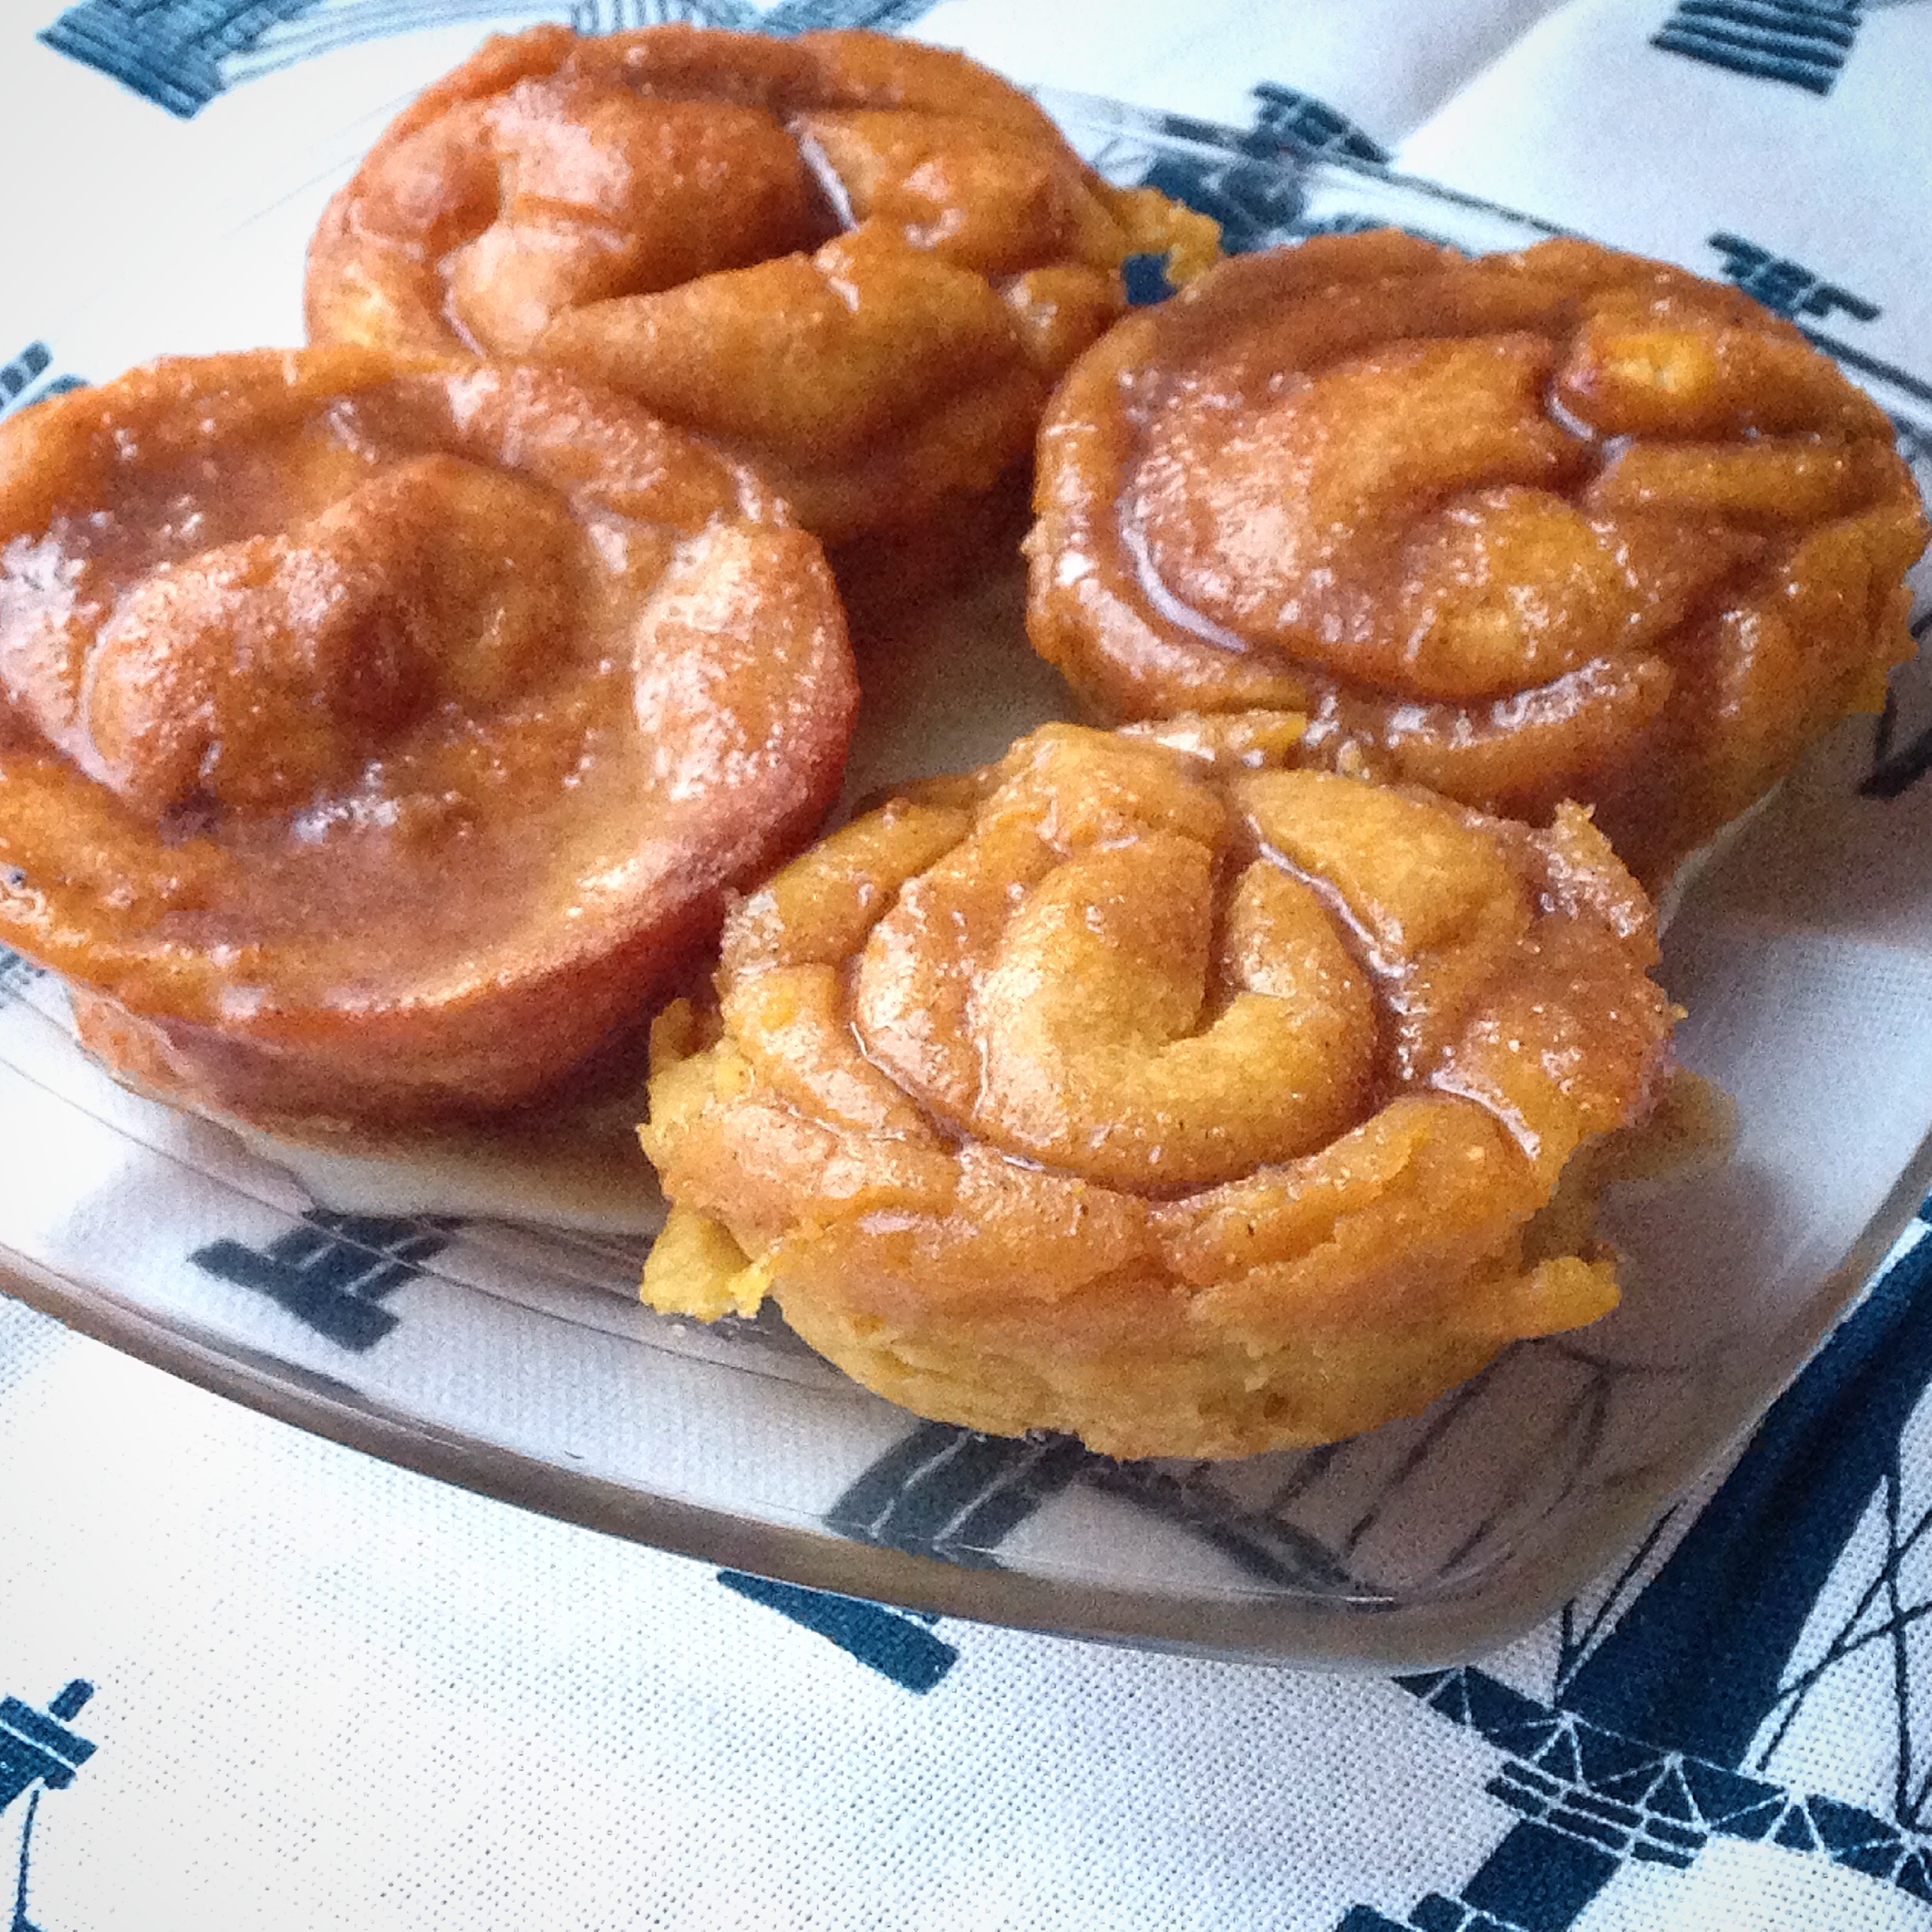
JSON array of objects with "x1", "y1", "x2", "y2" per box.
[{"x1": 640, "y1": 722, "x2": 1676, "y2": 1459}]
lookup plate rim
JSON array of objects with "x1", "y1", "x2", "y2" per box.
[{"x1": 11, "y1": 1091, "x2": 1932, "y2": 1672}]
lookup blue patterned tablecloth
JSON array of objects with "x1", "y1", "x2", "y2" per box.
[{"x1": 5, "y1": 4, "x2": 1932, "y2": 1927}]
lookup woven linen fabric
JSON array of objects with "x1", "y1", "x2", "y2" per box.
[{"x1": 6, "y1": 4, "x2": 1932, "y2": 1930}]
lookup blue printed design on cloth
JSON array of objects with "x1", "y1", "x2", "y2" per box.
[
  {"x1": 0, "y1": 950, "x2": 42, "y2": 1001},
  {"x1": 827, "y1": 1421, "x2": 1355, "y2": 1590},
  {"x1": 2, "y1": 1683, "x2": 94, "y2": 1932},
  {"x1": 1706, "y1": 232, "x2": 1880, "y2": 323},
  {"x1": 1863, "y1": 611, "x2": 1932, "y2": 799},
  {"x1": 1339, "y1": 1223, "x2": 1932, "y2": 1928},
  {"x1": 0, "y1": 346, "x2": 83, "y2": 422},
  {"x1": 0, "y1": 347, "x2": 51, "y2": 417},
  {"x1": 16, "y1": 21, "x2": 1932, "y2": 1917},
  {"x1": 717, "y1": 1572, "x2": 958, "y2": 1690},
  {"x1": 1652, "y1": 0, "x2": 1866, "y2": 95},
  {"x1": 1248, "y1": 84, "x2": 1388, "y2": 164},
  {"x1": 191, "y1": 1211, "x2": 454, "y2": 1350},
  {"x1": 37, "y1": 0, "x2": 945, "y2": 117}
]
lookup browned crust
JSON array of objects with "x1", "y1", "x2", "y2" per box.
[
  {"x1": 0, "y1": 350, "x2": 859, "y2": 1132},
  {"x1": 1024, "y1": 233, "x2": 1928, "y2": 888}
]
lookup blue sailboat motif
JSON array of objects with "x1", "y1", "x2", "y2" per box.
[{"x1": 2, "y1": 1683, "x2": 94, "y2": 1932}]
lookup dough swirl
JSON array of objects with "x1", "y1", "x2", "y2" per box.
[
  {"x1": 642, "y1": 721, "x2": 1676, "y2": 1458},
  {"x1": 306, "y1": 24, "x2": 1215, "y2": 544},
  {"x1": 1026, "y1": 234, "x2": 1927, "y2": 886},
  {"x1": 0, "y1": 348, "x2": 856, "y2": 1131}
]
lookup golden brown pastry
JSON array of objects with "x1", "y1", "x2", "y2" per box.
[
  {"x1": 0, "y1": 348, "x2": 856, "y2": 1133},
  {"x1": 1026, "y1": 232, "x2": 1928, "y2": 886},
  {"x1": 305, "y1": 24, "x2": 1216, "y2": 546},
  {"x1": 640, "y1": 721, "x2": 1676, "y2": 1459}
]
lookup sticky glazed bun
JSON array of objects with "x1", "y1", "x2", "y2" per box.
[
  {"x1": 640, "y1": 721, "x2": 1676, "y2": 1458},
  {"x1": 1026, "y1": 232, "x2": 1928, "y2": 886},
  {"x1": 0, "y1": 349, "x2": 856, "y2": 1133},
  {"x1": 305, "y1": 24, "x2": 1216, "y2": 545}
]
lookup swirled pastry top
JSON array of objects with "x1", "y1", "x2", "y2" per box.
[
  {"x1": 0, "y1": 349, "x2": 856, "y2": 1130},
  {"x1": 641, "y1": 721, "x2": 1676, "y2": 1459},
  {"x1": 305, "y1": 24, "x2": 1217, "y2": 542},
  {"x1": 1026, "y1": 232, "x2": 1928, "y2": 886}
]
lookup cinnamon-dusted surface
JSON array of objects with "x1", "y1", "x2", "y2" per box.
[
  {"x1": 305, "y1": 25, "x2": 1215, "y2": 545},
  {"x1": 1026, "y1": 232, "x2": 1928, "y2": 887},
  {"x1": 640, "y1": 721, "x2": 1675, "y2": 1459},
  {"x1": 0, "y1": 349, "x2": 856, "y2": 1132}
]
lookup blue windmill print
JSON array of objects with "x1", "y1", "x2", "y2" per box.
[
  {"x1": 37, "y1": 0, "x2": 945, "y2": 117},
  {"x1": 1, "y1": 1683, "x2": 94, "y2": 1932}
]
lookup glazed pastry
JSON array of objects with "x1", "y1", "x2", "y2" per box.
[
  {"x1": 1026, "y1": 232, "x2": 1928, "y2": 886},
  {"x1": 305, "y1": 24, "x2": 1216, "y2": 545},
  {"x1": 0, "y1": 349, "x2": 856, "y2": 1133},
  {"x1": 640, "y1": 721, "x2": 1676, "y2": 1459}
]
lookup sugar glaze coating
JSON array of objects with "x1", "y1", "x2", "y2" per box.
[
  {"x1": 0, "y1": 349, "x2": 857, "y2": 1130},
  {"x1": 307, "y1": 25, "x2": 1216, "y2": 543},
  {"x1": 641, "y1": 721, "x2": 1676, "y2": 1458},
  {"x1": 1026, "y1": 233, "x2": 1928, "y2": 886}
]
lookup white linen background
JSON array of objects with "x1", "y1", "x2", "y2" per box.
[{"x1": 3, "y1": 2, "x2": 1932, "y2": 1927}]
